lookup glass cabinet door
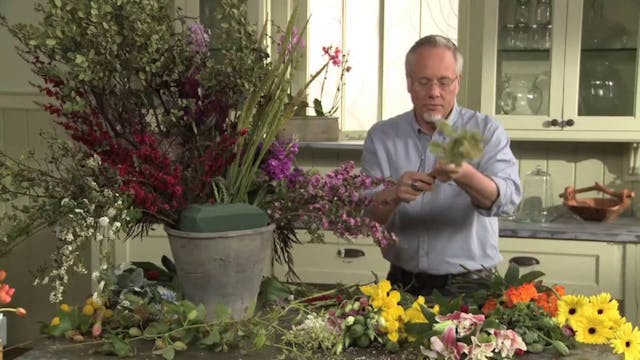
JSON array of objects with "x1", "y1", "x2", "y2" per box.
[
  {"x1": 495, "y1": 0, "x2": 554, "y2": 118},
  {"x1": 576, "y1": 0, "x2": 638, "y2": 118}
]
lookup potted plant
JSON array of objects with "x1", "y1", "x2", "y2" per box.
[
  {"x1": 0, "y1": 0, "x2": 394, "y2": 319},
  {"x1": 280, "y1": 45, "x2": 351, "y2": 142}
]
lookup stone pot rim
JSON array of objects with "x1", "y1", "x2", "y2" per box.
[{"x1": 164, "y1": 223, "x2": 275, "y2": 238}]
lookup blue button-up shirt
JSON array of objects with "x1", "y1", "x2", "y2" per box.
[{"x1": 361, "y1": 105, "x2": 521, "y2": 274}]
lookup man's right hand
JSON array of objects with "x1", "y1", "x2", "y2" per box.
[{"x1": 395, "y1": 171, "x2": 435, "y2": 203}]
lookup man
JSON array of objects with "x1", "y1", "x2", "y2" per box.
[{"x1": 361, "y1": 34, "x2": 521, "y2": 296}]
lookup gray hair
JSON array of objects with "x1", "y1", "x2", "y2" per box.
[{"x1": 405, "y1": 35, "x2": 464, "y2": 77}]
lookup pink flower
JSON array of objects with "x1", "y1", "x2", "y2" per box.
[
  {"x1": 437, "y1": 311, "x2": 485, "y2": 337},
  {"x1": 465, "y1": 335, "x2": 497, "y2": 360},
  {"x1": 491, "y1": 329, "x2": 527, "y2": 358},
  {"x1": 422, "y1": 325, "x2": 468, "y2": 360}
]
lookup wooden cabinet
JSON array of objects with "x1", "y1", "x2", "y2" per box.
[
  {"x1": 272, "y1": 232, "x2": 388, "y2": 285},
  {"x1": 458, "y1": 0, "x2": 640, "y2": 141},
  {"x1": 498, "y1": 237, "x2": 624, "y2": 298}
]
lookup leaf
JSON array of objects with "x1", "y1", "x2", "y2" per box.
[
  {"x1": 162, "y1": 346, "x2": 175, "y2": 360},
  {"x1": 144, "y1": 322, "x2": 170, "y2": 337},
  {"x1": 161, "y1": 255, "x2": 177, "y2": 274},
  {"x1": 313, "y1": 98, "x2": 324, "y2": 116},
  {"x1": 518, "y1": 270, "x2": 546, "y2": 285},
  {"x1": 198, "y1": 328, "x2": 221, "y2": 346},
  {"x1": 111, "y1": 335, "x2": 132, "y2": 357},
  {"x1": 481, "y1": 318, "x2": 502, "y2": 330},
  {"x1": 503, "y1": 262, "x2": 520, "y2": 285}
]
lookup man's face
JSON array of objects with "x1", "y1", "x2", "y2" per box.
[{"x1": 406, "y1": 47, "x2": 460, "y2": 122}]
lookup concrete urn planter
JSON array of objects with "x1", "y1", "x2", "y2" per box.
[{"x1": 279, "y1": 115, "x2": 339, "y2": 142}]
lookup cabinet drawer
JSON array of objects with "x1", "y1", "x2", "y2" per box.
[
  {"x1": 499, "y1": 237, "x2": 624, "y2": 298},
  {"x1": 273, "y1": 231, "x2": 388, "y2": 284}
]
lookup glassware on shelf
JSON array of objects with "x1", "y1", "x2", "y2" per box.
[
  {"x1": 579, "y1": 60, "x2": 624, "y2": 116},
  {"x1": 501, "y1": 24, "x2": 517, "y2": 49},
  {"x1": 534, "y1": 0, "x2": 551, "y2": 25},
  {"x1": 514, "y1": 23, "x2": 530, "y2": 49},
  {"x1": 515, "y1": 165, "x2": 555, "y2": 223},
  {"x1": 498, "y1": 75, "x2": 516, "y2": 115},
  {"x1": 498, "y1": 73, "x2": 535, "y2": 115},
  {"x1": 514, "y1": 0, "x2": 531, "y2": 25},
  {"x1": 527, "y1": 77, "x2": 543, "y2": 115}
]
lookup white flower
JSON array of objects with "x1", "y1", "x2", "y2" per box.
[{"x1": 98, "y1": 216, "x2": 110, "y2": 227}]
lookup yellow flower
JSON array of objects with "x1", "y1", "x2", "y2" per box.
[
  {"x1": 589, "y1": 293, "x2": 621, "y2": 323},
  {"x1": 59, "y1": 304, "x2": 72, "y2": 313},
  {"x1": 82, "y1": 304, "x2": 95, "y2": 316},
  {"x1": 556, "y1": 294, "x2": 588, "y2": 328},
  {"x1": 610, "y1": 321, "x2": 640, "y2": 360},
  {"x1": 50, "y1": 316, "x2": 60, "y2": 326},
  {"x1": 359, "y1": 280, "x2": 392, "y2": 309},
  {"x1": 573, "y1": 310, "x2": 614, "y2": 344},
  {"x1": 404, "y1": 296, "x2": 428, "y2": 324},
  {"x1": 104, "y1": 309, "x2": 114, "y2": 319},
  {"x1": 387, "y1": 330, "x2": 399, "y2": 343}
]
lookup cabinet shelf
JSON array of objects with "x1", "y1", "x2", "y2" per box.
[{"x1": 581, "y1": 47, "x2": 637, "y2": 52}]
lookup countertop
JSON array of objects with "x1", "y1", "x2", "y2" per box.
[
  {"x1": 12, "y1": 338, "x2": 620, "y2": 360},
  {"x1": 499, "y1": 214, "x2": 640, "y2": 242}
]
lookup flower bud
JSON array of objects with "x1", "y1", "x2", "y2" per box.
[
  {"x1": 344, "y1": 316, "x2": 355, "y2": 326},
  {"x1": 82, "y1": 304, "x2": 95, "y2": 316},
  {"x1": 155, "y1": 339, "x2": 166, "y2": 349},
  {"x1": 352, "y1": 301, "x2": 360, "y2": 311},
  {"x1": 173, "y1": 341, "x2": 187, "y2": 351},
  {"x1": 16, "y1": 307, "x2": 27, "y2": 317},
  {"x1": 128, "y1": 327, "x2": 143, "y2": 337},
  {"x1": 91, "y1": 322, "x2": 102, "y2": 338},
  {"x1": 59, "y1": 304, "x2": 72, "y2": 313},
  {"x1": 50, "y1": 316, "x2": 60, "y2": 326},
  {"x1": 552, "y1": 340, "x2": 570, "y2": 356},
  {"x1": 0, "y1": 270, "x2": 7, "y2": 282},
  {"x1": 187, "y1": 309, "x2": 198, "y2": 320},
  {"x1": 344, "y1": 303, "x2": 353, "y2": 313}
]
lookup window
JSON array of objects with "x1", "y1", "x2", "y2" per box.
[{"x1": 306, "y1": 0, "x2": 459, "y2": 136}]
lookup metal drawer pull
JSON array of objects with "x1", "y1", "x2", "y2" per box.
[
  {"x1": 509, "y1": 256, "x2": 540, "y2": 267},
  {"x1": 337, "y1": 248, "x2": 365, "y2": 258}
]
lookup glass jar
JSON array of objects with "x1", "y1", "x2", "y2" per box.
[
  {"x1": 514, "y1": 23, "x2": 530, "y2": 49},
  {"x1": 534, "y1": 0, "x2": 551, "y2": 25},
  {"x1": 501, "y1": 24, "x2": 516, "y2": 49},
  {"x1": 515, "y1": 165, "x2": 554, "y2": 223},
  {"x1": 514, "y1": 0, "x2": 531, "y2": 25}
]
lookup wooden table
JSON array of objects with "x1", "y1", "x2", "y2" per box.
[{"x1": 11, "y1": 338, "x2": 621, "y2": 360}]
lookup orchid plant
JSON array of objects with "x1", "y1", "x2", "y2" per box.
[{"x1": 309, "y1": 45, "x2": 352, "y2": 117}]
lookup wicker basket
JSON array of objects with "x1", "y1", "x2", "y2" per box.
[{"x1": 560, "y1": 182, "x2": 634, "y2": 222}]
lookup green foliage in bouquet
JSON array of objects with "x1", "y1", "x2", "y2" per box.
[{"x1": 429, "y1": 120, "x2": 484, "y2": 166}]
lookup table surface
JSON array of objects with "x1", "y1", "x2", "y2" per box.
[{"x1": 13, "y1": 338, "x2": 621, "y2": 360}]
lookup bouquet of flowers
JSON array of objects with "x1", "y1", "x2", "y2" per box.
[{"x1": 0, "y1": 0, "x2": 395, "y2": 303}]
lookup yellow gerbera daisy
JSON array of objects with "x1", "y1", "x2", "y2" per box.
[
  {"x1": 556, "y1": 294, "x2": 588, "y2": 327},
  {"x1": 573, "y1": 310, "x2": 614, "y2": 344},
  {"x1": 589, "y1": 293, "x2": 622, "y2": 323},
  {"x1": 610, "y1": 322, "x2": 640, "y2": 360}
]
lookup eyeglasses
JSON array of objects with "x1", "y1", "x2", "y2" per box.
[{"x1": 413, "y1": 76, "x2": 459, "y2": 90}]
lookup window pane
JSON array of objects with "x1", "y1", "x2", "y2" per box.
[{"x1": 344, "y1": 0, "x2": 379, "y2": 131}]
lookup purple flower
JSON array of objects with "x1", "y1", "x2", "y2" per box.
[
  {"x1": 189, "y1": 23, "x2": 210, "y2": 52},
  {"x1": 260, "y1": 139, "x2": 299, "y2": 181},
  {"x1": 277, "y1": 27, "x2": 305, "y2": 56}
]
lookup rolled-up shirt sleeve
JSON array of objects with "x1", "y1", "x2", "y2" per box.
[{"x1": 475, "y1": 117, "x2": 522, "y2": 217}]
